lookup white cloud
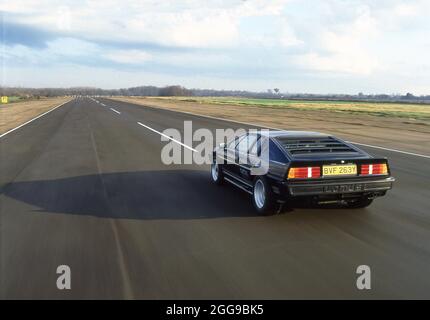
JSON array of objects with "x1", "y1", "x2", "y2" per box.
[
  {"x1": 392, "y1": 3, "x2": 420, "y2": 17},
  {"x1": 2, "y1": 0, "x2": 430, "y2": 93},
  {"x1": 46, "y1": 38, "x2": 99, "y2": 56},
  {"x1": 298, "y1": 7, "x2": 379, "y2": 75},
  {"x1": 280, "y1": 25, "x2": 303, "y2": 47},
  {"x1": 103, "y1": 50, "x2": 151, "y2": 64},
  {"x1": 1, "y1": 38, "x2": 100, "y2": 65},
  {"x1": 297, "y1": 51, "x2": 377, "y2": 76},
  {"x1": 2, "y1": 0, "x2": 289, "y2": 48}
]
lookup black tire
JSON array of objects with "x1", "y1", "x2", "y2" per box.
[
  {"x1": 210, "y1": 160, "x2": 224, "y2": 185},
  {"x1": 252, "y1": 176, "x2": 277, "y2": 215},
  {"x1": 347, "y1": 197, "x2": 373, "y2": 209}
]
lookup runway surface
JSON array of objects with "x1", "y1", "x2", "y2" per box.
[{"x1": 1, "y1": 97, "x2": 429, "y2": 299}]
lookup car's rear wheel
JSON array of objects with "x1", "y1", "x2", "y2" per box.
[
  {"x1": 347, "y1": 197, "x2": 373, "y2": 208},
  {"x1": 252, "y1": 177, "x2": 276, "y2": 215},
  {"x1": 211, "y1": 160, "x2": 224, "y2": 185}
]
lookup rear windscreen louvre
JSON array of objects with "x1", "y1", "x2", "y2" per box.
[{"x1": 277, "y1": 137, "x2": 357, "y2": 155}]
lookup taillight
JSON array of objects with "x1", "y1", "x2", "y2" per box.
[
  {"x1": 288, "y1": 166, "x2": 321, "y2": 179},
  {"x1": 360, "y1": 163, "x2": 388, "y2": 175}
]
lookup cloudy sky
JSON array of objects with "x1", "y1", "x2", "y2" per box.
[{"x1": 1, "y1": 0, "x2": 429, "y2": 94}]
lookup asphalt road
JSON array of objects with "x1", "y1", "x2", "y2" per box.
[{"x1": 1, "y1": 97, "x2": 429, "y2": 299}]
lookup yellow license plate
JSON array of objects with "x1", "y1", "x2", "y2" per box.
[{"x1": 322, "y1": 164, "x2": 357, "y2": 176}]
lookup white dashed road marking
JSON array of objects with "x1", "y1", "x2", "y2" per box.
[{"x1": 137, "y1": 121, "x2": 197, "y2": 152}]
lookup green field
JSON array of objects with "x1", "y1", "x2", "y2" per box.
[{"x1": 155, "y1": 96, "x2": 430, "y2": 121}]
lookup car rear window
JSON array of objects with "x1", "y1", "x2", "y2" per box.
[{"x1": 276, "y1": 136, "x2": 356, "y2": 155}]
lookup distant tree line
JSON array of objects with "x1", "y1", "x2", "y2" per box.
[
  {"x1": 0, "y1": 85, "x2": 192, "y2": 98},
  {"x1": 1, "y1": 85, "x2": 429, "y2": 104}
]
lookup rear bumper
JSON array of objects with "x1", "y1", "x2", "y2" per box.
[{"x1": 286, "y1": 176, "x2": 395, "y2": 197}]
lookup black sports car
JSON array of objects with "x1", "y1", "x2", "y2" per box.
[{"x1": 211, "y1": 131, "x2": 395, "y2": 215}]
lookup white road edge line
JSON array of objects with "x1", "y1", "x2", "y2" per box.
[
  {"x1": 135, "y1": 104, "x2": 430, "y2": 159},
  {"x1": 110, "y1": 108, "x2": 121, "y2": 114},
  {"x1": 345, "y1": 141, "x2": 430, "y2": 159},
  {"x1": 137, "y1": 121, "x2": 197, "y2": 152},
  {"x1": 0, "y1": 99, "x2": 72, "y2": 139}
]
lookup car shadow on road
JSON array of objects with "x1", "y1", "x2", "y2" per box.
[
  {"x1": 1, "y1": 170, "x2": 261, "y2": 220},
  {"x1": 2, "y1": 170, "x2": 368, "y2": 220}
]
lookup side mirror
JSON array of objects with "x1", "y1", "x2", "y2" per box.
[{"x1": 219, "y1": 143, "x2": 226, "y2": 149}]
